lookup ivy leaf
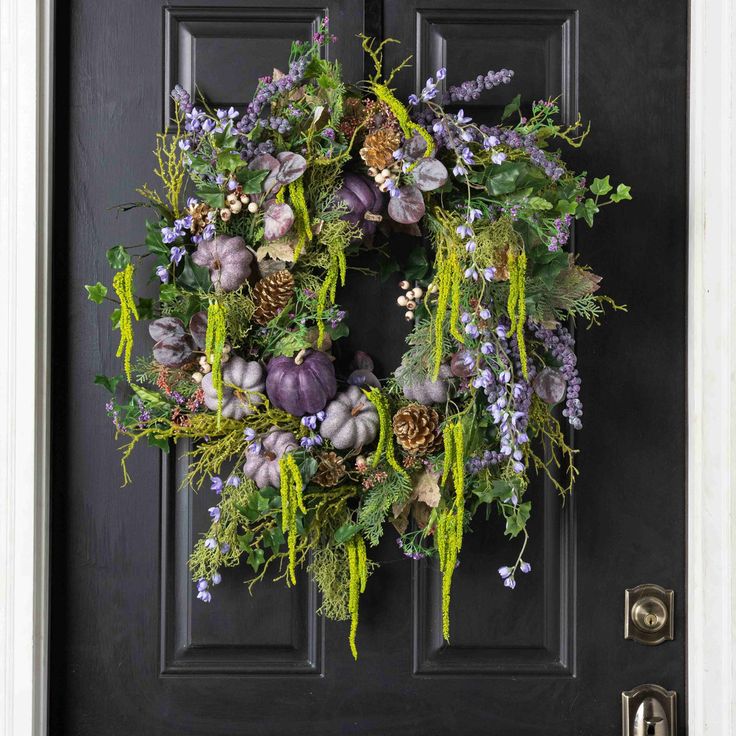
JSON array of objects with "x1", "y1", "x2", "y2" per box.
[
  {"x1": 590, "y1": 175, "x2": 612, "y2": 196},
  {"x1": 610, "y1": 183, "x2": 632, "y2": 202},
  {"x1": 247, "y1": 547, "x2": 266, "y2": 573},
  {"x1": 237, "y1": 531, "x2": 255, "y2": 549},
  {"x1": 131, "y1": 384, "x2": 172, "y2": 411},
  {"x1": 404, "y1": 245, "x2": 430, "y2": 281},
  {"x1": 576, "y1": 198, "x2": 599, "y2": 227},
  {"x1": 106, "y1": 244, "x2": 131, "y2": 269},
  {"x1": 196, "y1": 183, "x2": 225, "y2": 209},
  {"x1": 528, "y1": 196, "x2": 554, "y2": 211},
  {"x1": 334, "y1": 523, "x2": 360, "y2": 545},
  {"x1": 556, "y1": 199, "x2": 578, "y2": 216},
  {"x1": 94, "y1": 373, "x2": 123, "y2": 393},
  {"x1": 147, "y1": 435, "x2": 171, "y2": 453},
  {"x1": 501, "y1": 93, "x2": 521, "y2": 121},
  {"x1": 110, "y1": 308, "x2": 121, "y2": 329},
  {"x1": 378, "y1": 255, "x2": 400, "y2": 282},
  {"x1": 159, "y1": 283, "x2": 178, "y2": 303},
  {"x1": 85, "y1": 282, "x2": 108, "y2": 304},
  {"x1": 212, "y1": 122, "x2": 238, "y2": 150},
  {"x1": 504, "y1": 501, "x2": 531, "y2": 538},
  {"x1": 485, "y1": 162, "x2": 524, "y2": 195},
  {"x1": 232, "y1": 167, "x2": 269, "y2": 193},
  {"x1": 216, "y1": 151, "x2": 243, "y2": 172},
  {"x1": 178, "y1": 260, "x2": 212, "y2": 291}
]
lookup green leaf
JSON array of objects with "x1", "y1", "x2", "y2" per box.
[
  {"x1": 196, "y1": 184, "x2": 225, "y2": 209},
  {"x1": 273, "y1": 330, "x2": 311, "y2": 358},
  {"x1": 576, "y1": 198, "x2": 599, "y2": 227},
  {"x1": 110, "y1": 308, "x2": 121, "y2": 329},
  {"x1": 186, "y1": 154, "x2": 212, "y2": 175},
  {"x1": 501, "y1": 93, "x2": 521, "y2": 121},
  {"x1": 610, "y1": 183, "x2": 632, "y2": 202},
  {"x1": 106, "y1": 244, "x2": 131, "y2": 269},
  {"x1": 212, "y1": 122, "x2": 238, "y2": 150},
  {"x1": 94, "y1": 373, "x2": 123, "y2": 393},
  {"x1": 590, "y1": 175, "x2": 612, "y2": 196},
  {"x1": 178, "y1": 260, "x2": 212, "y2": 291},
  {"x1": 404, "y1": 245, "x2": 430, "y2": 281},
  {"x1": 556, "y1": 199, "x2": 578, "y2": 216},
  {"x1": 131, "y1": 384, "x2": 172, "y2": 411},
  {"x1": 137, "y1": 297, "x2": 155, "y2": 320},
  {"x1": 326, "y1": 321, "x2": 349, "y2": 341},
  {"x1": 145, "y1": 220, "x2": 169, "y2": 258},
  {"x1": 504, "y1": 502, "x2": 531, "y2": 538},
  {"x1": 334, "y1": 523, "x2": 360, "y2": 545},
  {"x1": 378, "y1": 255, "x2": 400, "y2": 282},
  {"x1": 247, "y1": 547, "x2": 266, "y2": 573},
  {"x1": 485, "y1": 161, "x2": 525, "y2": 195},
  {"x1": 217, "y1": 151, "x2": 243, "y2": 172},
  {"x1": 528, "y1": 196, "x2": 554, "y2": 211},
  {"x1": 296, "y1": 455, "x2": 319, "y2": 483},
  {"x1": 85, "y1": 282, "x2": 108, "y2": 304},
  {"x1": 233, "y1": 167, "x2": 269, "y2": 193},
  {"x1": 237, "y1": 531, "x2": 255, "y2": 549},
  {"x1": 147, "y1": 435, "x2": 171, "y2": 453}
]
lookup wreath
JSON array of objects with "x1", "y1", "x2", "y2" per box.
[{"x1": 87, "y1": 22, "x2": 630, "y2": 658}]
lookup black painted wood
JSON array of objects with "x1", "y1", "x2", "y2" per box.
[{"x1": 50, "y1": 1, "x2": 688, "y2": 734}]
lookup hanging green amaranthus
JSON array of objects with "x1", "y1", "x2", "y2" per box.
[
  {"x1": 347, "y1": 534, "x2": 368, "y2": 660},
  {"x1": 364, "y1": 388, "x2": 409, "y2": 480},
  {"x1": 279, "y1": 453, "x2": 306, "y2": 585},
  {"x1": 204, "y1": 300, "x2": 227, "y2": 427},
  {"x1": 112, "y1": 263, "x2": 139, "y2": 383},
  {"x1": 506, "y1": 249, "x2": 529, "y2": 378}
]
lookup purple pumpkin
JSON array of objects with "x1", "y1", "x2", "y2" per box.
[
  {"x1": 266, "y1": 349, "x2": 337, "y2": 416},
  {"x1": 243, "y1": 429, "x2": 298, "y2": 489},
  {"x1": 335, "y1": 173, "x2": 385, "y2": 236},
  {"x1": 191, "y1": 235, "x2": 254, "y2": 292}
]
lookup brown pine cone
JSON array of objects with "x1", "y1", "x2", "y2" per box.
[
  {"x1": 251, "y1": 270, "x2": 294, "y2": 325},
  {"x1": 392, "y1": 404, "x2": 442, "y2": 455},
  {"x1": 312, "y1": 451, "x2": 347, "y2": 488},
  {"x1": 360, "y1": 128, "x2": 401, "y2": 170}
]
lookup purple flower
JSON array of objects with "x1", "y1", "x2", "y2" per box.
[
  {"x1": 156, "y1": 265, "x2": 169, "y2": 283},
  {"x1": 178, "y1": 139, "x2": 191, "y2": 151},
  {"x1": 460, "y1": 147, "x2": 474, "y2": 165},
  {"x1": 202, "y1": 223, "x2": 216, "y2": 241},
  {"x1": 212, "y1": 571, "x2": 222, "y2": 585},
  {"x1": 465, "y1": 323, "x2": 480, "y2": 339},
  {"x1": 244, "y1": 427, "x2": 257, "y2": 442},
  {"x1": 465, "y1": 240, "x2": 477, "y2": 253},
  {"x1": 161, "y1": 226, "x2": 178, "y2": 244},
  {"x1": 210, "y1": 476, "x2": 223, "y2": 494},
  {"x1": 452, "y1": 163, "x2": 468, "y2": 177},
  {"x1": 483, "y1": 267, "x2": 497, "y2": 281},
  {"x1": 202, "y1": 118, "x2": 216, "y2": 133},
  {"x1": 169, "y1": 246, "x2": 186, "y2": 264},
  {"x1": 492, "y1": 151, "x2": 507, "y2": 165},
  {"x1": 467, "y1": 207, "x2": 483, "y2": 223},
  {"x1": 479, "y1": 308, "x2": 491, "y2": 320},
  {"x1": 220, "y1": 543, "x2": 230, "y2": 554},
  {"x1": 483, "y1": 135, "x2": 500, "y2": 149},
  {"x1": 208, "y1": 506, "x2": 221, "y2": 522},
  {"x1": 498, "y1": 566, "x2": 512, "y2": 579},
  {"x1": 436, "y1": 67, "x2": 447, "y2": 80},
  {"x1": 504, "y1": 576, "x2": 517, "y2": 589},
  {"x1": 227, "y1": 178, "x2": 238, "y2": 191},
  {"x1": 187, "y1": 196, "x2": 198, "y2": 209},
  {"x1": 456, "y1": 223, "x2": 473, "y2": 238},
  {"x1": 301, "y1": 415, "x2": 318, "y2": 430},
  {"x1": 456, "y1": 109, "x2": 472, "y2": 124},
  {"x1": 386, "y1": 179, "x2": 401, "y2": 198},
  {"x1": 464, "y1": 267, "x2": 478, "y2": 281},
  {"x1": 196, "y1": 578, "x2": 212, "y2": 602},
  {"x1": 226, "y1": 475, "x2": 240, "y2": 487},
  {"x1": 520, "y1": 561, "x2": 531, "y2": 574},
  {"x1": 408, "y1": 94, "x2": 419, "y2": 105},
  {"x1": 204, "y1": 538, "x2": 217, "y2": 550},
  {"x1": 481, "y1": 342, "x2": 494, "y2": 355},
  {"x1": 217, "y1": 106, "x2": 238, "y2": 120}
]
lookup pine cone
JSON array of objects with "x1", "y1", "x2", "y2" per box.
[
  {"x1": 251, "y1": 270, "x2": 294, "y2": 325},
  {"x1": 392, "y1": 404, "x2": 442, "y2": 455},
  {"x1": 313, "y1": 451, "x2": 347, "y2": 487},
  {"x1": 360, "y1": 128, "x2": 401, "y2": 170}
]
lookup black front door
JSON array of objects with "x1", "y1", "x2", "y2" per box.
[{"x1": 50, "y1": 1, "x2": 688, "y2": 733}]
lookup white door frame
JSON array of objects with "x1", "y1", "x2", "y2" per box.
[{"x1": 0, "y1": 1, "x2": 733, "y2": 733}]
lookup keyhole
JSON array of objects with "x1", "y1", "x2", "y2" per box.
[{"x1": 645, "y1": 613, "x2": 659, "y2": 628}]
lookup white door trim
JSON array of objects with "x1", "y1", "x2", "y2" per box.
[
  {"x1": 0, "y1": 1, "x2": 733, "y2": 734},
  {"x1": 0, "y1": 0, "x2": 53, "y2": 735},
  {"x1": 687, "y1": 0, "x2": 736, "y2": 732}
]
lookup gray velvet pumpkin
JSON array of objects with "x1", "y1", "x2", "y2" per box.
[
  {"x1": 201, "y1": 356, "x2": 265, "y2": 420},
  {"x1": 243, "y1": 429, "x2": 298, "y2": 489},
  {"x1": 320, "y1": 385, "x2": 380, "y2": 450},
  {"x1": 402, "y1": 365, "x2": 453, "y2": 405}
]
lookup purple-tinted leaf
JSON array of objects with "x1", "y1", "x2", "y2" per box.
[
  {"x1": 388, "y1": 185, "x2": 426, "y2": 224},
  {"x1": 533, "y1": 367, "x2": 567, "y2": 404},
  {"x1": 412, "y1": 158, "x2": 448, "y2": 192},
  {"x1": 403, "y1": 133, "x2": 428, "y2": 160},
  {"x1": 188, "y1": 311, "x2": 208, "y2": 349},
  {"x1": 149, "y1": 316, "x2": 185, "y2": 343},
  {"x1": 264, "y1": 203, "x2": 295, "y2": 241},
  {"x1": 275, "y1": 152, "x2": 307, "y2": 184},
  {"x1": 153, "y1": 335, "x2": 195, "y2": 368},
  {"x1": 248, "y1": 154, "x2": 279, "y2": 173}
]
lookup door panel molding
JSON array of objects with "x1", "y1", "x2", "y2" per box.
[
  {"x1": 159, "y1": 442, "x2": 323, "y2": 676},
  {"x1": 2, "y1": 0, "x2": 735, "y2": 733}
]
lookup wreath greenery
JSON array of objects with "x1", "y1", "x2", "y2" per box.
[{"x1": 87, "y1": 21, "x2": 630, "y2": 658}]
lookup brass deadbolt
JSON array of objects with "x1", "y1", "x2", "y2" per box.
[{"x1": 631, "y1": 596, "x2": 668, "y2": 633}]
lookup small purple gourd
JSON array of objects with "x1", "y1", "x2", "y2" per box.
[
  {"x1": 191, "y1": 234, "x2": 254, "y2": 292},
  {"x1": 201, "y1": 356, "x2": 266, "y2": 419},
  {"x1": 149, "y1": 316, "x2": 195, "y2": 367},
  {"x1": 348, "y1": 369, "x2": 381, "y2": 389},
  {"x1": 266, "y1": 348, "x2": 337, "y2": 416},
  {"x1": 533, "y1": 367, "x2": 567, "y2": 404},
  {"x1": 402, "y1": 365, "x2": 453, "y2": 405},
  {"x1": 319, "y1": 385, "x2": 380, "y2": 450},
  {"x1": 243, "y1": 429, "x2": 298, "y2": 489},
  {"x1": 188, "y1": 311, "x2": 208, "y2": 350},
  {"x1": 335, "y1": 173, "x2": 385, "y2": 236}
]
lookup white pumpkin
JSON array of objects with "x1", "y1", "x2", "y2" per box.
[
  {"x1": 319, "y1": 385, "x2": 380, "y2": 450},
  {"x1": 202, "y1": 356, "x2": 266, "y2": 420}
]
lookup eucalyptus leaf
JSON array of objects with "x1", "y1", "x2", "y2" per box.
[
  {"x1": 412, "y1": 158, "x2": 448, "y2": 192},
  {"x1": 387, "y1": 185, "x2": 425, "y2": 224}
]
